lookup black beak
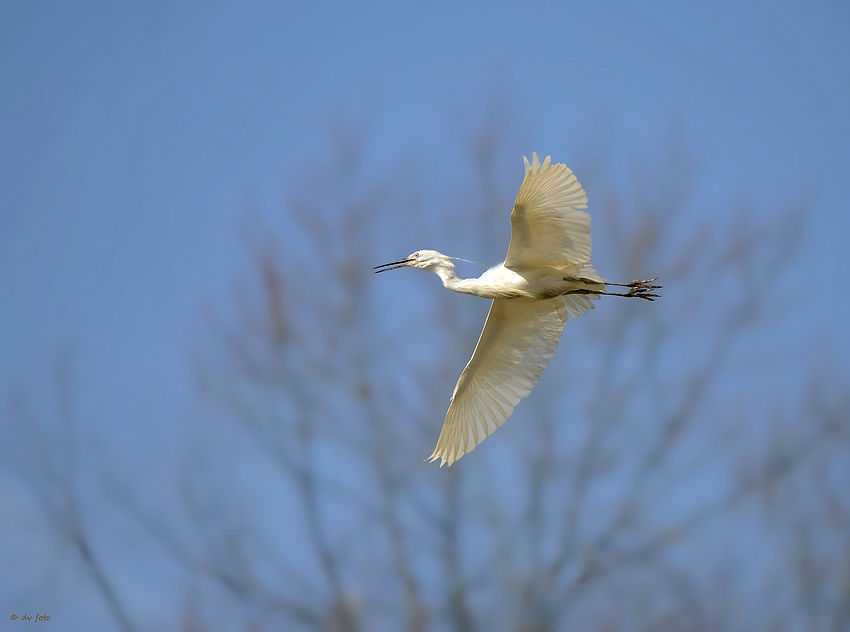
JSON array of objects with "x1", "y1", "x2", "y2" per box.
[{"x1": 373, "y1": 257, "x2": 413, "y2": 273}]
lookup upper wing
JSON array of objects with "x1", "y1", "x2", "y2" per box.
[
  {"x1": 429, "y1": 293, "x2": 595, "y2": 466},
  {"x1": 504, "y1": 152, "x2": 591, "y2": 270}
]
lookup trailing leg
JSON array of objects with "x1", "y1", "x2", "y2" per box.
[{"x1": 564, "y1": 276, "x2": 661, "y2": 301}]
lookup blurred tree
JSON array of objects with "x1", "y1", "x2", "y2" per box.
[
  {"x1": 4, "y1": 353, "x2": 139, "y2": 632},
  {"x1": 5, "y1": 117, "x2": 849, "y2": 632},
  {"x1": 168, "y1": 119, "x2": 847, "y2": 631}
]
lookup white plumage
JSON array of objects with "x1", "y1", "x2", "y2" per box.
[{"x1": 375, "y1": 153, "x2": 659, "y2": 466}]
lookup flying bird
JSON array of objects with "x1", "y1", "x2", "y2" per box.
[{"x1": 375, "y1": 153, "x2": 659, "y2": 466}]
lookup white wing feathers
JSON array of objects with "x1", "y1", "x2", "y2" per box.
[
  {"x1": 429, "y1": 293, "x2": 595, "y2": 466},
  {"x1": 425, "y1": 153, "x2": 600, "y2": 466},
  {"x1": 505, "y1": 152, "x2": 591, "y2": 269}
]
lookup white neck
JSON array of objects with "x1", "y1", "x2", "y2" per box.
[{"x1": 432, "y1": 260, "x2": 477, "y2": 295}]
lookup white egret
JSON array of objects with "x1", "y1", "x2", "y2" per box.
[{"x1": 375, "y1": 153, "x2": 659, "y2": 466}]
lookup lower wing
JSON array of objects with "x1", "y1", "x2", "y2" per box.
[{"x1": 429, "y1": 293, "x2": 595, "y2": 466}]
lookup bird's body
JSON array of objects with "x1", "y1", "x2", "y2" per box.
[
  {"x1": 441, "y1": 261, "x2": 602, "y2": 301},
  {"x1": 375, "y1": 153, "x2": 658, "y2": 466}
]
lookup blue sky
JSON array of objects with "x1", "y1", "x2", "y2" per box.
[
  {"x1": 1, "y1": 0, "x2": 849, "y2": 626},
  {"x1": 1, "y1": 1, "x2": 849, "y2": 431}
]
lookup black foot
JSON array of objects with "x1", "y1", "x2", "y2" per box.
[
  {"x1": 627, "y1": 278, "x2": 661, "y2": 301},
  {"x1": 564, "y1": 277, "x2": 662, "y2": 301}
]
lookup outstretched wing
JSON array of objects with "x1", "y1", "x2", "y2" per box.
[
  {"x1": 429, "y1": 293, "x2": 595, "y2": 466},
  {"x1": 505, "y1": 152, "x2": 591, "y2": 270}
]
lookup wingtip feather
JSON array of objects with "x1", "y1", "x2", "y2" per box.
[
  {"x1": 429, "y1": 444, "x2": 460, "y2": 467},
  {"x1": 524, "y1": 152, "x2": 562, "y2": 175}
]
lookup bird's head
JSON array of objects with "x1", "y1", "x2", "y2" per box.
[{"x1": 373, "y1": 249, "x2": 452, "y2": 273}]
